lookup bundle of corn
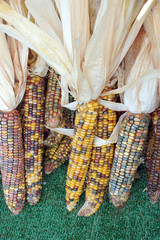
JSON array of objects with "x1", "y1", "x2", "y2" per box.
[
  {"x1": 0, "y1": 0, "x2": 28, "y2": 214},
  {"x1": 78, "y1": 88, "x2": 117, "y2": 216},
  {"x1": 45, "y1": 68, "x2": 62, "y2": 128},
  {"x1": 109, "y1": 27, "x2": 160, "y2": 207},
  {"x1": 144, "y1": 1, "x2": 160, "y2": 204},
  {"x1": 0, "y1": 0, "x2": 156, "y2": 212}
]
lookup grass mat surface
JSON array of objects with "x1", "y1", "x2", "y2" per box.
[{"x1": 0, "y1": 164, "x2": 159, "y2": 240}]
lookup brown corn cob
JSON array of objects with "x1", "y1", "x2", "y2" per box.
[
  {"x1": 66, "y1": 100, "x2": 99, "y2": 211},
  {"x1": 43, "y1": 118, "x2": 66, "y2": 148},
  {"x1": 44, "y1": 143, "x2": 60, "y2": 174},
  {"x1": 109, "y1": 112, "x2": 151, "y2": 207},
  {"x1": 147, "y1": 108, "x2": 160, "y2": 204},
  {"x1": 45, "y1": 136, "x2": 71, "y2": 175},
  {"x1": 78, "y1": 92, "x2": 117, "y2": 216},
  {"x1": 43, "y1": 131, "x2": 64, "y2": 147},
  {"x1": 44, "y1": 120, "x2": 66, "y2": 174},
  {"x1": 23, "y1": 75, "x2": 45, "y2": 205},
  {"x1": 45, "y1": 68, "x2": 62, "y2": 128},
  {"x1": 0, "y1": 110, "x2": 25, "y2": 214}
]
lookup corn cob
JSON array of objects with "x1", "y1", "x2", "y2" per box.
[
  {"x1": 44, "y1": 143, "x2": 60, "y2": 174},
  {"x1": 23, "y1": 75, "x2": 45, "y2": 205},
  {"x1": 0, "y1": 110, "x2": 25, "y2": 214},
  {"x1": 66, "y1": 100, "x2": 99, "y2": 211},
  {"x1": 44, "y1": 120, "x2": 65, "y2": 174},
  {"x1": 45, "y1": 136, "x2": 71, "y2": 175},
  {"x1": 109, "y1": 112, "x2": 151, "y2": 207},
  {"x1": 43, "y1": 131, "x2": 64, "y2": 147},
  {"x1": 45, "y1": 68, "x2": 62, "y2": 128},
  {"x1": 146, "y1": 110, "x2": 159, "y2": 174},
  {"x1": 147, "y1": 108, "x2": 160, "y2": 204},
  {"x1": 78, "y1": 92, "x2": 117, "y2": 216}
]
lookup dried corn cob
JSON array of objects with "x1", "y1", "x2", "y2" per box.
[
  {"x1": 66, "y1": 100, "x2": 99, "y2": 211},
  {"x1": 147, "y1": 108, "x2": 160, "y2": 204},
  {"x1": 146, "y1": 110, "x2": 159, "y2": 174},
  {"x1": 45, "y1": 68, "x2": 62, "y2": 128},
  {"x1": 44, "y1": 143, "x2": 60, "y2": 174},
  {"x1": 0, "y1": 110, "x2": 25, "y2": 214},
  {"x1": 45, "y1": 136, "x2": 71, "y2": 175},
  {"x1": 78, "y1": 92, "x2": 117, "y2": 216},
  {"x1": 109, "y1": 112, "x2": 151, "y2": 207},
  {"x1": 43, "y1": 131, "x2": 64, "y2": 147},
  {"x1": 44, "y1": 118, "x2": 66, "y2": 147},
  {"x1": 23, "y1": 75, "x2": 45, "y2": 205}
]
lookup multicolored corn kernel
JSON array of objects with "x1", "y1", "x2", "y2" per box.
[
  {"x1": 23, "y1": 75, "x2": 45, "y2": 205},
  {"x1": 78, "y1": 91, "x2": 117, "y2": 216},
  {"x1": 63, "y1": 94, "x2": 75, "y2": 129},
  {"x1": 66, "y1": 100, "x2": 99, "y2": 211},
  {"x1": 146, "y1": 109, "x2": 159, "y2": 174},
  {"x1": 147, "y1": 108, "x2": 160, "y2": 204},
  {"x1": 45, "y1": 68, "x2": 62, "y2": 128},
  {"x1": 109, "y1": 112, "x2": 151, "y2": 207},
  {"x1": 0, "y1": 110, "x2": 25, "y2": 214}
]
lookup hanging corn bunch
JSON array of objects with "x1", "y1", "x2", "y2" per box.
[
  {"x1": 78, "y1": 88, "x2": 117, "y2": 216},
  {"x1": 0, "y1": 0, "x2": 28, "y2": 214},
  {"x1": 0, "y1": 0, "x2": 157, "y2": 213},
  {"x1": 109, "y1": 26, "x2": 160, "y2": 207}
]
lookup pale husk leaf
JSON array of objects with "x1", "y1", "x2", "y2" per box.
[
  {"x1": 144, "y1": 0, "x2": 160, "y2": 68},
  {"x1": 30, "y1": 55, "x2": 48, "y2": 77},
  {"x1": 0, "y1": 1, "x2": 74, "y2": 90},
  {"x1": 83, "y1": 0, "x2": 155, "y2": 102},
  {"x1": 0, "y1": 29, "x2": 15, "y2": 111},
  {"x1": 6, "y1": 0, "x2": 28, "y2": 108},
  {"x1": 25, "y1": 0, "x2": 62, "y2": 42},
  {"x1": 123, "y1": 29, "x2": 160, "y2": 113},
  {"x1": 59, "y1": 0, "x2": 89, "y2": 62}
]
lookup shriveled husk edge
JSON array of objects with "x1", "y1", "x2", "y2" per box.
[{"x1": 0, "y1": 0, "x2": 28, "y2": 112}]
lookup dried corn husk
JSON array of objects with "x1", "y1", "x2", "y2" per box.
[
  {"x1": 144, "y1": 0, "x2": 160, "y2": 69},
  {"x1": 0, "y1": 0, "x2": 156, "y2": 107},
  {"x1": 123, "y1": 27, "x2": 160, "y2": 114},
  {"x1": 0, "y1": 1, "x2": 28, "y2": 112}
]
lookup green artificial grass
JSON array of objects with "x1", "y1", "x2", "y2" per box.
[{"x1": 0, "y1": 164, "x2": 159, "y2": 240}]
